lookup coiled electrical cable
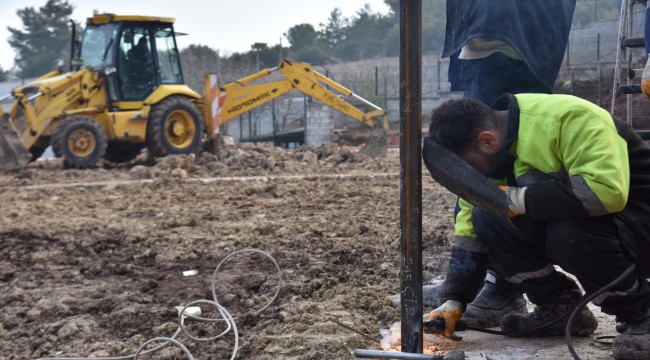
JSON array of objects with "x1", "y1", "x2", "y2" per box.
[
  {"x1": 212, "y1": 248, "x2": 283, "y2": 315},
  {"x1": 34, "y1": 248, "x2": 282, "y2": 360}
]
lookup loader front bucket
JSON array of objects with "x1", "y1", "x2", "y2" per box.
[
  {"x1": 0, "y1": 114, "x2": 31, "y2": 171},
  {"x1": 357, "y1": 126, "x2": 388, "y2": 158}
]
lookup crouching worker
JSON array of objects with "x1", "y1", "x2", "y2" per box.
[{"x1": 423, "y1": 94, "x2": 650, "y2": 360}]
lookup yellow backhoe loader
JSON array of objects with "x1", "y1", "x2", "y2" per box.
[{"x1": 0, "y1": 13, "x2": 387, "y2": 171}]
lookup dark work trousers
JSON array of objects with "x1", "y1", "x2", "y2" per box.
[
  {"x1": 454, "y1": 200, "x2": 521, "y2": 293},
  {"x1": 472, "y1": 207, "x2": 650, "y2": 322}
]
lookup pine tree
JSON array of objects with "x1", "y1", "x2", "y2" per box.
[{"x1": 7, "y1": 0, "x2": 74, "y2": 78}]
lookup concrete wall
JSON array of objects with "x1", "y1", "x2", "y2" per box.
[{"x1": 304, "y1": 103, "x2": 333, "y2": 146}]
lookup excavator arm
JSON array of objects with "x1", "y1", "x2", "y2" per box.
[
  {"x1": 279, "y1": 59, "x2": 384, "y2": 127},
  {"x1": 202, "y1": 59, "x2": 387, "y2": 156}
]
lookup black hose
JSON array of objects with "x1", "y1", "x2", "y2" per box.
[{"x1": 566, "y1": 264, "x2": 636, "y2": 360}]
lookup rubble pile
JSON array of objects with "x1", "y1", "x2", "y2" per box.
[{"x1": 0, "y1": 143, "x2": 397, "y2": 187}]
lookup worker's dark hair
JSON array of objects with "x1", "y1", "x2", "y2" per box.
[{"x1": 426, "y1": 98, "x2": 498, "y2": 154}]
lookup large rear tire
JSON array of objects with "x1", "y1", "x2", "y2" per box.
[
  {"x1": 146, "y1": 95, "x2": 203, "y2": 158},
  {"x1": 51, "y1": 116, "x2": 107, "y2": 169}
]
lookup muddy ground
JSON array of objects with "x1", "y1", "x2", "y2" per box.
[{"x1": 0, "y1": 143, "x2": 619, "y2": 359}]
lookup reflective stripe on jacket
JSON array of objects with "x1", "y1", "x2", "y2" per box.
[{"x1": 453, "y1": 93, "x2": 630, "y2": 250}]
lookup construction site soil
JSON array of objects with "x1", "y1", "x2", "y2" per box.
[{"x1": 0, "y1": 143, "x2": 619, "y2": 360}]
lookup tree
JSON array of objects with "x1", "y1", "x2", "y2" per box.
[
  {"x1": 421, "y1": 0, "x2": 446, "y2": 54},
  {"x1": 383, "y1": 0, "x2": 399, "y2": 15},
  {"x1": 334, "y1": 5, "x2": 395, "y2": 61},
  {"x1": 0, "y1": 66, "x2": 8, "y2": 82},
  {"x1": 286, "y1": 24, "x2": 328, "y2": 64},
  {"x1": 179, "y1": 44, "x2": 220, "y2": 94},
  {"x1": 285, "y1": 24, "x2": 318, "y2": 50},
  {"x1": 320, "y1": 8, "x2": 349, "y2": 50},
  {"x1": 7, "y1": 0, "x2": 74, "y2": 79},
  {"x1": 290, "y1": 45, "x2": 329, "y2": 64}
]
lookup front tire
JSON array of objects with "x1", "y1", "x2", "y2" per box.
[
  {"x1": 146, "y1": 95, "x2": 203, "y2": 158},
  {"x1": 51, "y1": 116, "x2": 107, "y2": 169},
  {"x1": 51, "y1": 120, "x2": 70, "y2": 158}
]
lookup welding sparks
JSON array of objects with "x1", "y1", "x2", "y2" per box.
[
  {"x1": 379, "y1": 321, "x2": 439, "y2": 353},
  {"x1": 379, "y1": 322, "x2": 401, "y2": 350}
]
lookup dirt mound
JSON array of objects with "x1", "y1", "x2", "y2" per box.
[
  {"x1": 0, "y1": 142, "x2": 619, "y2": 359},
  {"x1": 0, "y1": 143, "x2": 396, "y2": 187}
]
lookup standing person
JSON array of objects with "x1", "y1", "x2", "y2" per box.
[
  {"x1": 432, "y1": 0, "x2": 577, "y2": 328},
  {"x1": 444, "y1": 0, "x2": 575, "y2": 105},
  {"x1": 424, "y1": 94, "x2": 650, "y2": 360}
]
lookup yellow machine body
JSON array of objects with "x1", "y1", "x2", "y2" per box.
[{"x1": 0, "y1": 13, "x2": 386, "y2": 170}]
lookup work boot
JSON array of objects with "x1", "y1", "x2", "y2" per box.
[
  {"x1": 500, "y1": 289, "x2": 598, "y2": 337},
  {"x1": 613, "y1": 317, "x2": 650, "y2": 359},
  {"x1": 461, "y1": 281, "x2": 527, "y2": 328}
]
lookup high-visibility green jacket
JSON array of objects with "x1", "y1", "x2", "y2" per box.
[
  {"x1": 456, "y1": 93, "x2": 630, "y2": 245},
  {"x1": 446, "y1": 93, "x2": 650, "y2": 305}
]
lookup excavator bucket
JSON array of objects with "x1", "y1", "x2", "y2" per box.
[
  {"x1": 0, "y1": 114, "x2": 31, "y2": 171},
  {"x1": 357, "y1": 126, "x2": 388, "y2": 158}
]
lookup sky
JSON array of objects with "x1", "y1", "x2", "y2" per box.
[{"x1": 0, "y1": 0, "x2": 390, "y2": 71}]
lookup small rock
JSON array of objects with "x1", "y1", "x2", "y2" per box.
[
  {"x1": 16, "y1": 169, "x2": 35, "y2": 180},
  {"x1": 222, "y1": 135, "x2": 235, "y2": 146},
  {"x1": 129, "y1": 165, "x2": 151, "y2": 179},
  {"x1": 57, "y1": 321, "x2": 79, "y2": 339},
  {"x1": 88, "y1": 350, "x2": 112, "y2": 358},
  {"x1": 301, "y1": 151, "x2": 318, "y2": 163},
  {"x1": 170, "y1": 168, "x2": 187, "y2": 178}
]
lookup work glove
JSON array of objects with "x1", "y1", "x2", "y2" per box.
[
  {"x1": 642, "y1": 56, "x2": 650, "y2": 99},
  {"x1": 499, "y1": 186, "x2": 527, "y2": 217},
  {"x1": 427, "y1": 299, "x2": 463, "y2": 339}
]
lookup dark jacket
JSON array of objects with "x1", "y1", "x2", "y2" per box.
[{"x1": 443, "y1": 0, "x2": 576, "y2": 89}]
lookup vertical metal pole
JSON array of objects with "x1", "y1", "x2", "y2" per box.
[
  {"x1": 376, "y1": 66, "x2": 380, "y2": 96},
  {"x1": 272, "y1": 100, "x2": 277, "y2": 146},
  {"x1": 248, "y1": 111, "x2": 252, "y2": 141},
  {"x1": 399, "y1": 0, "x2": 423, "y2": 354},
  {"x1": 437, "y1": 56, "x2": 441, "y2": 90},
  {"x1": 384, "y1": 77, "x2": 388, "y2": 112},
  {"x1": 303, "y1": 94, "x2": 307, "y2": 146}
]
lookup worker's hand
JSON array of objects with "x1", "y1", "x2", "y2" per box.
[
  {"x1": 427, "y1": 300, "x2": 463, "y2": 339},
  {"x1": 499, "y1": 186, "x2": 527, "y2": 217}
]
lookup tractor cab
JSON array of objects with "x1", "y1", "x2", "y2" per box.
[{"x1": 77, "y1": 14, "x2": 184, "y2": 103}]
